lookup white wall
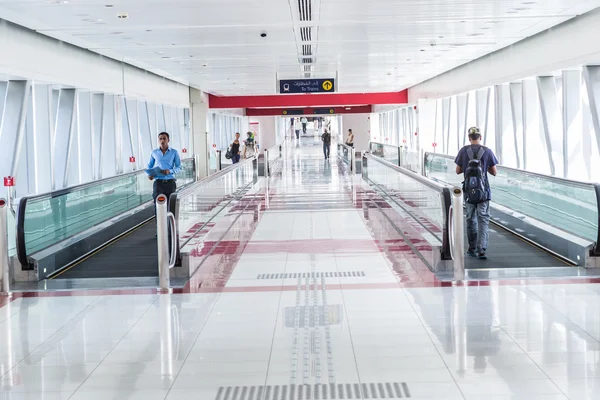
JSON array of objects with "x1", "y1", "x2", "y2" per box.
[
  {"x1": 249, "y1": 116, "x2": 277, "y2": 152},
  {"x1": 409, "y1": 8, "x2": 600, "y2": 102},
  {"x1": 0, "y1": 19, "x2": 190, "y2": 107},
  {"x1": 341, "y1": 114, "x2": 370, "y2": 151}
]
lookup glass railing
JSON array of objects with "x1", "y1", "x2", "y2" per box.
[
  {"x1": 172, "y1": 158, "x2": 257, "y2": 251},
  {"x1": 424, "y1": 152, "x2": 600, "y2": 245},
  {"x1": 364, "y1": 153, "x2": 450, "y2": 243},
  {"x1": 16, "y1": 158, "x2": 195, "y2": 266},
  {"x1": 370, "y1": 142, "x2": 401, "y2": 165},
  {"x1": 363, "y1": 153, "x2": 452, "y2": 260},
  {"x1": 401, "y1": 149, "x2": 421, "y2": 173},
  {"x1": 265, "y1": 143, "x2": 282, "y2": 176},
  {"x1": 337, "y1": 143, "x2": 352, "y2": 164}
]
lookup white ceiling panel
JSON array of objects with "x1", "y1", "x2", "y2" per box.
[{"x1": 0, "y1": 0, "x2": 598, "y2": 96}]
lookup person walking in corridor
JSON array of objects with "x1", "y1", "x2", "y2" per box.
[
  {"x1": 301, "y1": 116, "x2": 308, "y2": 134},
  {"x1": 147, "y1": 132, "x2": 181, "y2": 210},
  {"x1": 230, "y1": 132, "x2": 241, "y2": 164},
  {"x1": 321, "y1": 129, "x2": 331, "y2": 159},
  {"x1": 455, "y1": 127, "x2": 498, "y2": 260},
  {"x1": 345, "y1": 129, "x2": 354, "y2": 147}
]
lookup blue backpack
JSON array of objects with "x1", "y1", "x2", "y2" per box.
[{"x1": 463, "y1": 146, "x2": 488, "y2": 204}]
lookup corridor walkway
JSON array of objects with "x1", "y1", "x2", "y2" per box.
[{"x1": 1, "y1": 137, "x2": 600, "y2": 399}]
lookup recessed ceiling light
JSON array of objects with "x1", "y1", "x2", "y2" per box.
[
  {"x1": 105, "y1": 4, "x2": 114, "y2": 7},
  {"x1": 387, "y1": 72, "x2": 392, "y2": 76},
  {"x1": 117, "y1": 12, "x2": 129, "y2": 19},
  {"x1": 47, "y1": 0, "x2": 68, "y2": 4},
  {"x1": 146, "y1": 29, "x2": 152, "y2": 32},
  {"x1": 201, "y1": 63, "x2": 208, "y2": 67},
  {"x1": 420, "y1": 49, "x2": 425, "y2": 52},
  {"x1": 161, "y1": 56, "x2": 171, "y2": 59},
  {"x1": 109, "y1": 31, "x2": 124, "y2": 35}
]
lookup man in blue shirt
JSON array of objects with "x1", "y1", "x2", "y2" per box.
[
  {"x1": 147, "y1": 132, "x2": 181, "y2": 210},
  {"x1": 455, "y1": 127, "x2": 498, "y2": 260}
]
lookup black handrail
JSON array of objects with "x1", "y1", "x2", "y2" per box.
[{"x1": 16, "y1": 158, "x2": 195, "y2": 268}]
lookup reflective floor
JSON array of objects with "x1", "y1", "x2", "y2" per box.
[{"x1": 2, "y1": 137, "x2": 600, "y2": 399}]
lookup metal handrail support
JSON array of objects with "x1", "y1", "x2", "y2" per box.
[
  {"x1": 216, "y1": 150, "x2": 222, "y2": 171},
  {"x1": 450, "y1": 187, "x2": 465, "y2": 281},
  {"x1": 264, "y1": 149, "x2": 270, "y2": 178},
  {"x1": 0, "y1": 199, "x2": 10, "y2": 295},
  {"x1": 156, "y1": 194, "x2": 176, "y2": 291}
]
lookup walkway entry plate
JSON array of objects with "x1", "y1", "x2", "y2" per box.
[{"x1": 279, "y1": 78, "x2": 335, "y2": 94}]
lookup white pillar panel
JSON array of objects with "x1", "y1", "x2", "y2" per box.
[
  {"x1": 22, "y1": 85, "x2": 35, "y2": 196},
  {"x1": 509, "y1": 82, "x2": 524, "y2": 169},
  {"x1": 0, "y1": 81, "x2": 31, "y2": 186},
  {"x1": 582, "y1": 74, "x2": 596, "y2": 180},
  {"x1": 456, "y1": 93, "x2": 469, "y2": 150},
  {"x1": 122, "y1": 97, "x2": 136, "y2": 172},
  {"x1": 495, "y1": 84, "x2": 514, "y2": 167},
  {"x1": 101, "y1": 94, "x2": 117, "y2": 179},
  {"x1": 442, "y1": 98, "x2": 451, "y2": 155},
  {"x1": 190, "y1": 88, "x2": 209, "y2": 179},
  {"x1": 52, "y1": 88, "x2": 76, "y2": 189},
  {"x1": 562, "y1": 70, "x2": 583, "y2": 180},
  {"x1": 158, "y1": 104, "x2": 166, "y2": 132},
  {"x1": 67, "y1": 93, "x2": 81, "y2": 186},
  {"x1": 91, "y1": 93, "x2": 104, "y2": 180},
  {"x1": 475, "y1": 88, "x2": 491, "y2": 135},
  {"x1": 77, "y1": 92, "x2": 93, "y2": 183},
  {"x1": 31, "y1": 84, "x2": 53, "y2": 194},
  {"x1": 537, "y1": 76, "x2": 563, "y2": 176},
  {"x1": 582, "y1": 65, "x2": 600, "y2": 174}
]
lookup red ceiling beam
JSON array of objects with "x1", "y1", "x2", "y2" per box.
[
  {"x1": 246, "y1": 105, "x2": 373, "y2": 116},
  {"x1": 208, "y1": 91, "x2": 408, "y2": 109}
]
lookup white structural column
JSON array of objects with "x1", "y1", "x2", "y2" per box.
[
  {"x1": 91, "y1": 93, "x2": 104, "y2": 180},
  {"x1": 537, "y1": 76, "x2": 563, "y2": 176},
  {"x1": 441, "y1": 98, "x2": 451, "y2": 155},
  {"x1": 122, "y1": 97, "x2": 137, "y2": 172},
  {"x1": 190, "y1": 88, "x2": 209, "y2": 179},
  {"x1": 76, "y1": 91, "x2": 93, "y2": 184},
  {"x1": 475, "y1": 88, "x2": 491, "y2": 135},
  {"x1": 53, "y1": 88, "x2": 77, "y2": 189},
  {"x1": 0, "y1": 80, "x2": 31, "y2": 197},
  {"x1": 522, "y1": 79, "x2": 540, "y2": 172},
  {"x1": 456, "y1": 93, "x2": 469, "y2": 149},
  {"x1": 508, "y1": 82, "x2": 524, "y2": 169},
  {"x1": 582, "y1": 65, "x2": 600, "y2": 173},
  {"x1": 562, "y1": 70, "x2": 583, "y2": 179},
  {"x1": 494, "y1": 84, "x2": 512, "y2": 166}
]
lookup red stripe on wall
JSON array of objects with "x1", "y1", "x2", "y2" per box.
[{"x1": 208, "y1": 91, "x2": 408, "y2": 109}]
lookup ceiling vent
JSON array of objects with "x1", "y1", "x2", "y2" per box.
[
  {"x1": 300, "y1": 26, "x2": 312, "y2": 42},
  {"x1": 297, "y1": 0, "x2": 312, "y2": 22}
]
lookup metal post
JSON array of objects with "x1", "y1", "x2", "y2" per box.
[
  {"x1": 156, "y1": 194, "x2": 176, "y2": 291},
  {"x1": 451, "y1": 187, "x2": 465, "y2": 281},
  {"x1": 264, "y1": 149, "x2": 269, "y2": 178},
  {"x1": 350, "y1": 147, "x2": 355, "y2": 173},
  {"x1": 216, "y1": 150, "x2": 222, "y2": 171},
  {"x1": 193, "y1": 153, "x2": 201, "y2": 181},
  {"x1": 0, "y1": 198, "x2": 10, "y2": 294}
]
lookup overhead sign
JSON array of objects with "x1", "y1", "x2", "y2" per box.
[
  {"x1": 279, "y1": 78, "x2": 335, "y2": 94},
  {"x1": 313, "y1": 108, "x2": 335, "y2": 115},
  {"x1": 282, "y1": 109, "x2": 304, "y2": 116}
]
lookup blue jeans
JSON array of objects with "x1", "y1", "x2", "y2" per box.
[
  {"x1": 323, "y1": 143, "x2": 330, "y2": 158},
  {"x1": 232, "y1": 154, "x2": 241, "y2": 164},
  {"x1": 465, "y1": 201, "x2": 490, "y2": 253}
]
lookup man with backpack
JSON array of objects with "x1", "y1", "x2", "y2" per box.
[
  {"x1": 321, "y1": 129, "x2": 332, "y2": 159},
  {"x1": 455, "y1": 127, "x2": 498, "y2": 260}
]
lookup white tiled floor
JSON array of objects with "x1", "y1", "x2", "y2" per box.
[{"x1": 2, "y1": 139, "x2": 600, "y2": 399}]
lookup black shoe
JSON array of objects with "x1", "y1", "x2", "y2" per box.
[{"x1": 478, "y1": 252, "x2": 487, "y2": 260}]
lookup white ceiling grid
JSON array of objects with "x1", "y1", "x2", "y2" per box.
[{"x1": 0, "y1": 0, "x2": 599, "y2": 96}]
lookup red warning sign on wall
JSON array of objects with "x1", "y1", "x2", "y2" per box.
[
  {"x1": 4, "y1": 176, "x2": 14, "y2": 187},
  {"x1": 129, "y1": 156, "x2": 136, "y2": 163}
]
